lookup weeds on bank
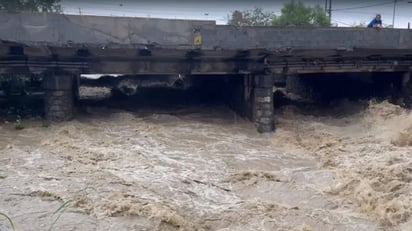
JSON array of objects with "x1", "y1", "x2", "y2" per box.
[
  {"x1": 0, "y1": 212, "x2": 15, "y2": 231},
  {"x1": 14, "y1": 118, "x2": 24, "y2": 130},
  {"x1": 0, "y1": 199, "x2": 73, "y2": 231},
  {"x1": 48, "y1": 200, "x2": 73, "y2": 231}
]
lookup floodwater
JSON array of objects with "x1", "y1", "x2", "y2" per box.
[{"x1": 1, "y1": 89, "x2": 412, "y2": 230}]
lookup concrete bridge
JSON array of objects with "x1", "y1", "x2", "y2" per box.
[{"x1": 1, "y1": 12, "x2": 412, "y2": 132}]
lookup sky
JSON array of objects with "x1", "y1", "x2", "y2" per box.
[{"x1": 61, "y1": 0, "x2": 412, "y2": 28}]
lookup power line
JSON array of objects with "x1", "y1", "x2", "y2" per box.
[
  {"x1": 64, "y1": 3, "x2": 219, "y2": 17},
  {"x1": 62, "y1": 1, "x2": 412, "y2": 26},
  {"x1": 332, "y1": 0, "x2": 406, "y2": 11},
  {"x1": 332, "y1": 19, "x2": 354, "y2": 26}
]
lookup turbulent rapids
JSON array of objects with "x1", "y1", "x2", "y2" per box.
[
  {"x1": 1, "y1": 91, "x2": 412, "y2": 230},
  {"x1": 1, "y1": 12, "x2": 412, "y2": 231}
]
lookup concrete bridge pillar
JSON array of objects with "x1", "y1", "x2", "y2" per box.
[
  {"x1": 252, "y1": 74, "x2": 275, "y2": 133},
  {"x1": 43, "y1": 74, "x2": 75, "y2": 121},
  {"x1": 223, "y1": 74, "x2": 275, "y2": 133}
]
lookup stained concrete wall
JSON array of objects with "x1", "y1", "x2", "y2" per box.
[
  {"x1": 1, "y1": 13, "x2": 412, "y2": 51},
  {"x1": 0, "y1": 13, "x2": 215, "y2": 48}
]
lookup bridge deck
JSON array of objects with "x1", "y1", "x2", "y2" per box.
[{"x1": 0, "y1": 13, "x2": 412, "y2": 75}]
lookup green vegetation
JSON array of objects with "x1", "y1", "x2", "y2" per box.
[
  {"x1": 228, "y1": 1, "x2": 330, "y2": 27},
  {"x1": 0, "y1": 211, "x2": 15, "y2": 231},
  {"x1": 0, "y1": 0, "x2": 61, "y2": 13},
  {"x1": 272, "y1": 2, "x2": 330, "y2": 27},
  {"x1": 14, "y1": 118, "x2": 24, "y2": 130},
  {"x1": 0, "y1": 200, "x2": 73, "y2": 231},
  {"x1": 228, "y1": 8, "x2": 275, "y2": 26},
  {"x1": 48, "y1": 200, "x2": 73, "y2": 231}
]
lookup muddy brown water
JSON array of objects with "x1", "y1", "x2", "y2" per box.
[{"x1": 1, "y1": 97, "x2": 412, "y2": 230}]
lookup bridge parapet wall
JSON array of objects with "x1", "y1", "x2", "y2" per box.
[
  {"x1": 0, "y1": 13, "x2": 215, "y2": 48},
  {"x1": 1, "y1": 13, "x2": 412, "y2": 52},
  {"x1": 215, "y1": 26, "x2": 412, "y2": 50}
]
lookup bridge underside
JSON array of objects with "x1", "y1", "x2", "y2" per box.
[
  {"x1": 1, "y1": 44, "x2": 412, "y2": 133},
  {"x1": 1, "y1": 45, "x2": 412, "y2": 75},
  {"x1": 1, "y1": 13, "x2": 412, "y2": 132}
]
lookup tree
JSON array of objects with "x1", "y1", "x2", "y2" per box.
[
  {"x1": 0, "y1": 0, "x2": 61, "y2": 13},
  {"x1": 228, "y1": 8, "x2": 276, "y2": 27},
  {"x1": 272, "y1": 1, "x2": 330, "y2": 27}
]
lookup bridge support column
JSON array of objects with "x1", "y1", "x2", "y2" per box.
[
  {"x1": 43, "y1": 74, "x2": 75, "y2": 121},
  {"x1": 402, "y1": 72, "x2": 412, "y2": 107},
  {"x1": 226, "y1": 74, "x2": 274, "y2": 132},
  {"x1": 252, "y1": 74, "x2": 275, "y2": 133}
]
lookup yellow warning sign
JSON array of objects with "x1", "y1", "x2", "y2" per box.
[{"x1": 194, "y1": 34, "x2": 202, "y2": 46}]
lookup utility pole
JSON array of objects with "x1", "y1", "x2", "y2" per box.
[
  {"x1": 409, "y1": 2, "x2": 412, "y2": 29},
  {"x1": 328, "y1": 0, "x2": 332, "y2": 24},
  {"x1": 392, "y1": 0, "x2": 397, "y2": 28},
  {"x1": 325, "y1": 0, "x2": 332, "y2": 22}
]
